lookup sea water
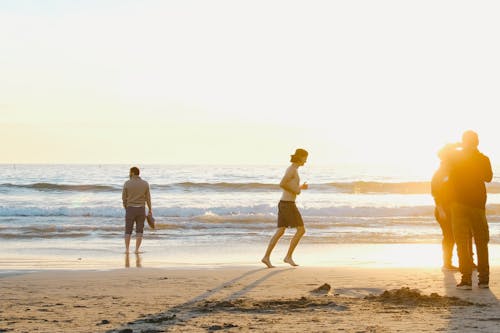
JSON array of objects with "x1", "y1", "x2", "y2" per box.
[{"x1": 1, "y1": 164, "x2": 499, "y2": 269}]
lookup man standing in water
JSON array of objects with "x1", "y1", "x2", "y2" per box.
[
  {"x1": 449, "y1": 131, "x2": 492, "y2": 289},
  {"x1": 122, "y1": 166, "x2": 152, "y2": 254},
  {"x1": 262, "y1": 149, "x2": 309, "y2": 268}
]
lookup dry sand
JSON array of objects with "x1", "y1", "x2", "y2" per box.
[{"x1": 1, "y1": 266, "x2": 499, "y2": 332}]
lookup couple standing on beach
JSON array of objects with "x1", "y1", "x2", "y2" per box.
[{"x1": 432, "y1": 130, "x2": 493, "y2": 290}]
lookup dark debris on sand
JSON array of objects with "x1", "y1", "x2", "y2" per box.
[
  {"x1": 365, "y1": 287, "x2": 476, "y2": 307},
  {"x1": 310, "y1": 283, "x2": 332, "y2": 294},
  {"x1": 135, "y1": 313, "x2": 177, "y2": 324},
  {"x1": 197, "y1": 296, "x2": 347, "y2": 313},
  {"x1": 207, "y1": 323, "x2": 239, "y2": 331}
]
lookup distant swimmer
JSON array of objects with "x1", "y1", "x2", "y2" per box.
[
  {"x1": 122, "y1": 166, "x2": 153, "y2": 254},
  {"x1": 262, "y1": 149, "x2": 309, "y2": 268}
]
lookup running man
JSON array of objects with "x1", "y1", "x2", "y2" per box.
[{"x1": 262, "y1": 148, "x2": 309, "y2": 268}]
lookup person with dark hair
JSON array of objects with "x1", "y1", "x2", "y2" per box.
[
  {"x1": 431, "y1": 142, "x2": 475, "y2": 271},
  {"x1": 122, "y1": 166, "x2": 152, "y2": 254},
  {"x1": 432, "y1": 143, "x2": 460, "y2": 271},
  {"x1": 262, "y1": 148, "x2": 309, "y2": 268},
  {"x1": 449, "y1": 131, "x2": 493, "y2": 290}
]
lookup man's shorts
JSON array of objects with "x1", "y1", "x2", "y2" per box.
[
  {"x1": 277, "y1": 201, "x2": 304, "y2": 228},
  {"x1": 125, "y1": 206, "x2": 146, "y2": 235}
]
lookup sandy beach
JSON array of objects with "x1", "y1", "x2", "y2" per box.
[
  {"x1": 1, "y1": 265, "x2": 499, "y2": 333},
  {"x1": 3, "y1": 0, "x2": 500, "y2": 331}
]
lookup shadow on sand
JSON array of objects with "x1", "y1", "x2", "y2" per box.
[
  {"x1": 105, "y1": 267, "x2": 293, "y2": 332},
  {"x1": 443, "y1": 270, "x2": 500, "y2": 332}
]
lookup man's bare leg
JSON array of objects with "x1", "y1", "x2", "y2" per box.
[
  {"x1": 135, "y1": 235, "x2": 143, "y2": 254},
  {"x1": 125, "y1": 234, "x2": 131, "y2": 253},
  {"x1": 284, "y1": 226, "x2": 305, "y2": 266},
  {"x1": 262, "y1": 227, "x2": 286, "y2": 268}
]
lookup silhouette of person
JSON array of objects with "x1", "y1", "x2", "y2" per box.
[
  {"x1": 432, "y1": 143, "x2": 475, "y2": 271},
  {"x1": 122, "y1": 166, "x2": 152, "y2": 254},
  {"x1": 432, "y1": 143, "x2": 460, "y2": 271},
  {"x1": 448, "y1": 131, "x2": 492, "y2": 289},
  {"x1": 262, "y1": 149, "x2": 309, "y2": 268}
]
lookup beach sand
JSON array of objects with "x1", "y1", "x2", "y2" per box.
[{"x1": 1, "y1": 265, "x2": 499, "y2": 332}]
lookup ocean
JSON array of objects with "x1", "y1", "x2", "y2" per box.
[{"x1": 1, "y1": 164, "x2": 499, "y2": 270}]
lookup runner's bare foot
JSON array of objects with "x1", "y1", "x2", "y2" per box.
[
  {"x1": 284, "y1": 257, "x2": 298, "y2": 266},
  {"x1": 261, "y1": 258, "x2": 275, "y2": 268}
]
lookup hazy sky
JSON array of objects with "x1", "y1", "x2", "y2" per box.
[{"x1": 1, "y1": 1, "x2": 499, "y2": 169}]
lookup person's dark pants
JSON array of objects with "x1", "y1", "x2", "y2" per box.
[
  {"x1": 125, "y1": 206, "x2": 146, "y2": 236},
  {"x1": 451, "y1": 203, "x2": 489, "y2": 283},
  {"x1": 435, "y1": 205, "x2": 474, "y2": 267}
]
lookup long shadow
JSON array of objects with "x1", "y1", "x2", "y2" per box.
[
  {"x1": 443, "y1": 270, "x2": 500, "y2": 332},
  {"x1": 106, "y1": 267, "x2": 291, "y2": 332},
  {"x1": 224, "y1": 268, "x2": 293, "y2": 300}
]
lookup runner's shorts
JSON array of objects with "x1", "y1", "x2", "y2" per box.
[{"x1": 277, "y1": 200, "x2": 304, "y2": 228}]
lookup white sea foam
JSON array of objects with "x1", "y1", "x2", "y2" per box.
[{"x1": 1, "y1": 164, "x2": 499, "y2": 245}]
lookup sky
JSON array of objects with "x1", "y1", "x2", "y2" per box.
[{"x1": 1, "y1": 0, "x2": 499, "y2": 170}]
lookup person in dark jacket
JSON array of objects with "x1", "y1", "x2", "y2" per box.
[{"x1": 449, "y1": 131, "x2": 493, "y2": 289}]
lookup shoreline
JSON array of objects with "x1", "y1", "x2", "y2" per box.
[{"x1": 2, "y1": 243, "x2": 500, "y2": 271}]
